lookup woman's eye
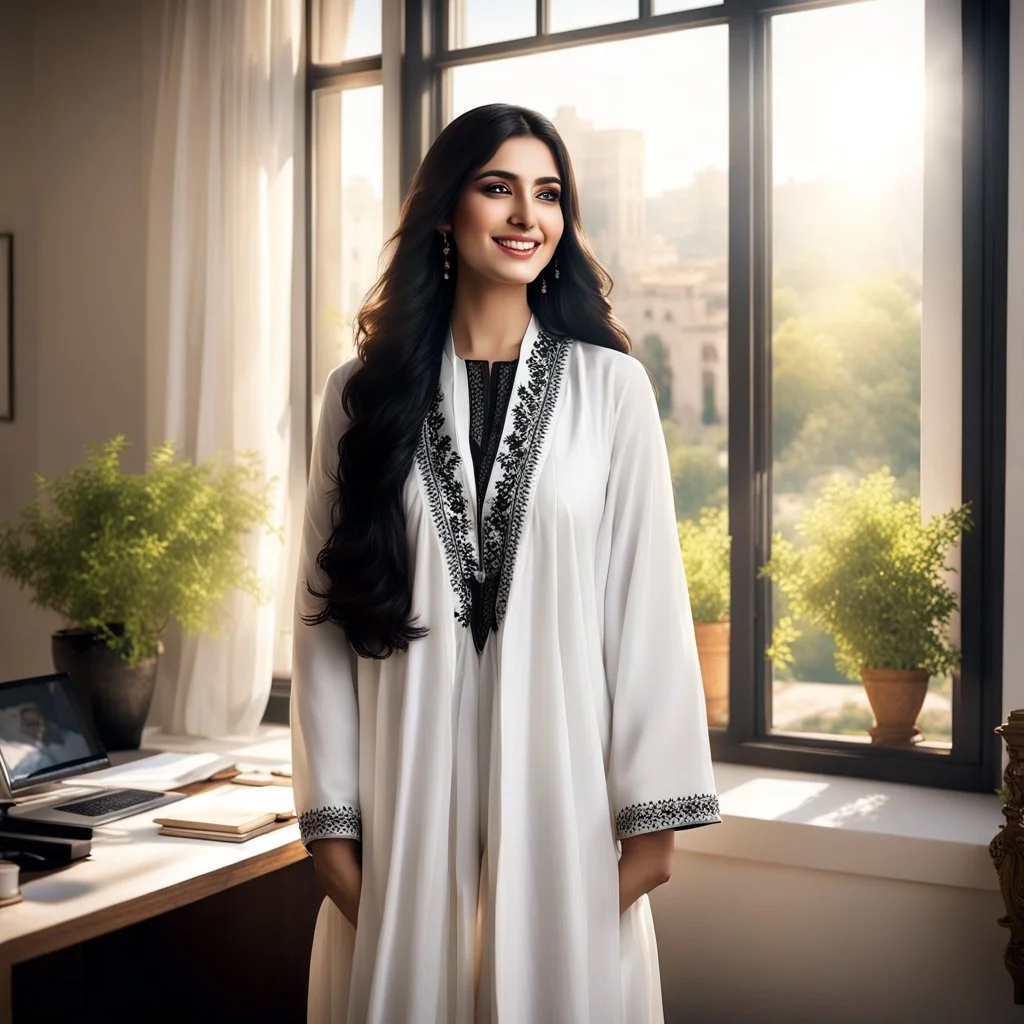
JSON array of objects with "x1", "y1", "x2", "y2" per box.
[{"x1": 482, "y1": 183, "x2": 560, "y2": 202}]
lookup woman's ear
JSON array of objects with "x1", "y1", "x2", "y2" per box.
[{"x1": 438, "y1": 221, "x2": 451, "y2": 234}]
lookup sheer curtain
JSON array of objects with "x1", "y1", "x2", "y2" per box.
[{"x1": 145, "y1": 0, "x2": 303, "y2": 737}]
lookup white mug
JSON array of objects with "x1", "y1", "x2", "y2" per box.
[{"x1": 0, "y1": 860, "x2": 20, "y2": 900}]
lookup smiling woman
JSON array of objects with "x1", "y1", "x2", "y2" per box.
[
  {"x1": 290, "y1": 102, "x2": 719, "y2": 1023},
  {"x1": 441, "y1": 136, "x2": 566, "y2": 357}
]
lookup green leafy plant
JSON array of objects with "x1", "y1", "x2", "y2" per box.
[
  {"x1": 0, "y1": 437, "x2": 276, "y2": 666},
  {"x1": 759, "y1": 469, "x2": 971, "y2": 678},
  {"x1": 678, "y1": 505, "x2": 731, "y2": 623}
]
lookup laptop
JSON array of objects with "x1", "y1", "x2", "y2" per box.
[{"x1": 0, "y1": 672, "x2": 185, "y2": 826}]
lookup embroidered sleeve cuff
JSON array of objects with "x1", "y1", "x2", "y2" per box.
[
  {"x1": 298, "y1": 804, "x2": 362, "y2": 850},
  {"x1": 615, "y1": 793, "x2": 721, "y2": 840}
]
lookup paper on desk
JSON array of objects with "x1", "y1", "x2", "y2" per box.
[
  {"x1": 167, "y1": 781, "x2": 295, "y2": 819},
  {"x1": 79, "y1": 751, "x2": 237, "y2": 790}
]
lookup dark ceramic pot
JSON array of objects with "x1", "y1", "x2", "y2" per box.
[{"x1": 51, "y1": 628, "x2": 158, "y2": 751}]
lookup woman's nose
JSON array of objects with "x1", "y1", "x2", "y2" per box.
[{"x1": 508, "y1": 195, "x2": 536, "y2": 228}]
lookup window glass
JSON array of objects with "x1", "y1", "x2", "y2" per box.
[
  {"x1": 311, "y1": 85, "x2": 384, "y2": 430},
  {"x1": 549, "y1": 0, "x2": 637, "y2": 34},
  {"x1": 312, "y1": 0, "x2": 382, "y2": 63},
  {"x1": 449, "y1": 0, "x2": 536, "y2": 48},
  {"x1": 654, "y1": 0, "x2": 723, "y2": 13},
  {"x1": 450, "y1": 27, "x2": 730, "y2": 728},
  {"x1": 768, "y1": 0, "x2": 955, "y2": 747}
]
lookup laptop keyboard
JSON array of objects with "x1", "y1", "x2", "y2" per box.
[{"x1": 54, "y1": 788, "x2": 162, "y2": 817}]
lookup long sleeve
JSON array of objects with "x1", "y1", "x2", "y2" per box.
[
  {"x1": 599, "y1": 355, "x2": 721, "y2": 841},
  {"x1": 290, "y1": 358, "x2": 363, "y2": 851}
]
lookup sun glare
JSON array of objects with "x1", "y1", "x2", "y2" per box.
[{"x1": 826, "y1": 66, "x2": 925, "y2": 187}]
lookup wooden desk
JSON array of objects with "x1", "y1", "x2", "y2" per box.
[{"x1": 0, "y1": 733, "x2": 323, "y2": 1023}]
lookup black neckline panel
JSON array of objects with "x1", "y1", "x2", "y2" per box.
[{"x1": 463, "y1": 358, "x2": 519, "y2": 652}]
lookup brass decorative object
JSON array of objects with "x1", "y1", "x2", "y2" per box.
[{"x1": 991, "y1": 710, "x2": 1024, "y2": 1004}]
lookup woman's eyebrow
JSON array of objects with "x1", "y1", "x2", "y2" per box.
[{"x1": 473, "y1": 169, "x2": 562, "y2": 186}]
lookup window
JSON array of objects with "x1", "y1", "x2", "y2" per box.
[
  {"x1": 719, "y1": 0, "x2": 1005, "y2": 790},
  {"x1": 768, "y1": 2, "x2": 942, "y2": 740},
  {"x1": 276, "y1": 0, "x2": 388, "y2": 680},
  {"x1": 310, "y1": 83, "x2": 384, "y2": 429},
  {"x1": 304, "y1": 0, "x2": 1008, "y2": 791},
  {"x1": 447, "y1": 13, "x2": 731, "y2": 538}
]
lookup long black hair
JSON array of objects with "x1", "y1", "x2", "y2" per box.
[{"x1": 305, "y1": 103, "x2": 631, "y2": 659}]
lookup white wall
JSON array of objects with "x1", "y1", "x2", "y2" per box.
[
  {"x1": 0, "y1": 0, "x2": 45, "y2": 676},
  {"x1": 0, "y1": 0, "x2": 162, "y2": 679},
  {"x1": 653, "y1": 852, "x2": 1009, "y2": 1023}
]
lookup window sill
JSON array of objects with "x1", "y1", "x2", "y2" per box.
[
  {"x1": 141, "y1": 727, "x2": 1001, "y2": 893},
  {"x1": 676, "y1": 762, "x2": 1002, "y2": 892}
]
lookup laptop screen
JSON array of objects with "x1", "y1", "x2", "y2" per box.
[{"x1": 0, "y1": 673, "x2": 108, "y2": 792}]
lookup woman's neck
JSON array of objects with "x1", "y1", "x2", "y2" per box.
[{"x1": 449, "y1": 280, "x2": 532, "y2": 364}]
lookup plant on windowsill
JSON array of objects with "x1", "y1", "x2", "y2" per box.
[
  {"x1": 678, "y1": 505, "x2": 731, "y2": 728},
  {"x1": 0, "y1": 436, "x2": 275, "y2": 750},
  {"x1": 759, "y1": 469, "x2": 972, "y2": 748}
]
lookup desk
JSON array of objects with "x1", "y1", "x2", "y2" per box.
[{"x1": 0, "y1": 729, "x2": 322, "y2": 1023}]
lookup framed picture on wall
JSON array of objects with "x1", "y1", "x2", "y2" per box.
[
  {"x1": 0, "y1": 233, "x2": 10, "y2": 419},
  {"x1": 0, "y1": 233, "x2": 10, "y2": 421}
]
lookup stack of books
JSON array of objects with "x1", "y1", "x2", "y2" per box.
[{"x1": 154, "y1": 803, "x2": 296, "y2": 843}]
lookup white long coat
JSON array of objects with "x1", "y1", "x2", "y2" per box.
[{"x1": 291, "y1": 315, "x2": 720, "y2": 1023}]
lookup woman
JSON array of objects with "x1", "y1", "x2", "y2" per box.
[{"x1": 291, "y1": 103, "x2": 719, "y2": 1024}]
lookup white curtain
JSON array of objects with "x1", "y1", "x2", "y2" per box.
[{"x1": 145, "y1": 0, "x2": 303, "y2": 737}]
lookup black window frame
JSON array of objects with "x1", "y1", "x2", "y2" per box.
[{"x1": 303, "y1": 0, "x2": 1008, "y2": 792}]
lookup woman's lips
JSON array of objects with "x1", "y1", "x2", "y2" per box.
[{"x1": 493, "y1": 239, "x2": 540, "y2": 260}]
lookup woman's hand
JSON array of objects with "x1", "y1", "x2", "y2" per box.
[
  {"x1": 310, "y1": 837, "x2": 362, "y2": 928},
  {"x1": 618, "y1": 829, "x2": 675, "y2": 915}
]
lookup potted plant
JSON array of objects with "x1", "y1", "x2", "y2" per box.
[
  {"x1": 0, "y1": 437, "x2": 274, "y2": 750},
  {"x1": 759, "y1": 469, "x2": 971, "y2": 747},
  {"x1": 678, "y1": 505, "x2": 731, "y2": 727}
]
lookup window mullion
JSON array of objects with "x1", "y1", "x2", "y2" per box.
[
  {"x1": 382, "y1": 0, "x2": 404, "y2": 236},
  {"x1": 400, "y1": 0, "x2": 438, "y2": 195},
  {"x1": 752, "y1": 11, "x2": 773, "y2": 740},
  {"x1": 960, "y1": 0, "x2": 1009, "y2": 783},
  {"x1": 725, "y1": 12, "x2": 759, "y2": 742}
]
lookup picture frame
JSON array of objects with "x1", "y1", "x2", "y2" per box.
[{"x1": 0, "y1": 233, "x2": 11, "y2": 421}]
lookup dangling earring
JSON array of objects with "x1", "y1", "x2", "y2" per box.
[
  {"x1": 540, "y1": 275, "x2": 547, "y2": 295},
  {"x1": 442, "y1": 232, "x2": 451, "y2": 280},
  {"x1": 554, "y1": 259, "x2": 560, "y2": 280}
]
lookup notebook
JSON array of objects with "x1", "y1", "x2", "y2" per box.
[
  {"x1": 0, "y1": 673, "x2": 185, "y2": 826},
  {"x1": 154, "y1": 805, "x2": 280, "y2": 834},
  {"x1": 157, "y1": 818, "x2": 294, "y2": 843}
]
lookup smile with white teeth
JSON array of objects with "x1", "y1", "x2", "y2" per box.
[{"x1": 495, "y1": 238, "x2": 539, "y2": 251}]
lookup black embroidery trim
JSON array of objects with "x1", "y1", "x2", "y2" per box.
[
  {"x1": 299, "y1": 804, "x2": 362, "y2": 846},
  {"x1": 615, "y1": 794, "x2": 721, "y2": 840},
  {"x1": 484, "y1": 330, "x2": 572, "y2": 626},
  {"x1": 416, "y1": 332, "x2": 571, "y2": 649},
  {"x1": 466, "y1": 361, "x2": 487, "y2": 448},
  {"x1": 415, "y1": 388, "x2": 481, "y2": 629}
]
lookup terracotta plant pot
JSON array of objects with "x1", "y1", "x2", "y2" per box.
[
  {"x1": 860, "y1": 667, "x2": 930, "y2": 747},
  {"x1": 51, "y1": 629, "x2": 158, "y2": 751},
  {"x1": 694, "y1": 621, "x2": 729, "y2": 727}
]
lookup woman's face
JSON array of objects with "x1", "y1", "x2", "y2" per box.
[{"x1": 442, "y1": 135, "x2": 565, "y2": 290}]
